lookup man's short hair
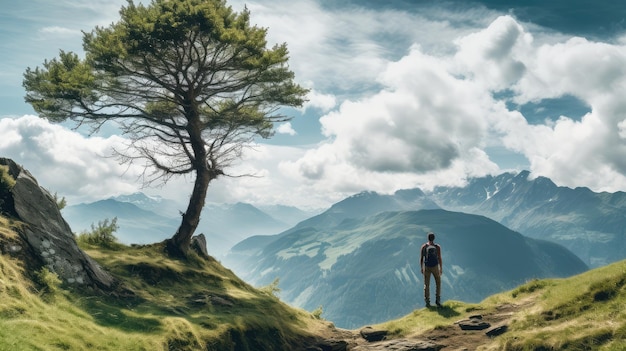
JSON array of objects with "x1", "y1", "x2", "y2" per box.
[{"x1": 427, "y1": 232, "x2": 435, "y2": 241}]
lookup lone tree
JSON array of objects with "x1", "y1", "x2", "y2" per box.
[{"x1": 23, "y1": 0, "x2": 307, "y2": 257}]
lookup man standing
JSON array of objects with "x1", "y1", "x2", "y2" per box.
[{"x1": 420, "y1": 232, "x2": 442, "y2": 307}]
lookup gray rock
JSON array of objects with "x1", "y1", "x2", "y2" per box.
[
  {"x1": 485, "y1": 325, "x2": 508, "y2": 337},
  {"x1": 458, "y1": 318, "x2": 491, "y2": 331},
  {"x1": 1, "y1": 158, "x2": 116, "y2": 290},
  {"x1": 191, "y1": 233, "x2": 208, "y2": 257},
  {"x1": 360, "y1": 326, "x2": 388, "y2": 342},
  {"x1": 316, "y1": 339, "x2": 348, "y2": 351}
]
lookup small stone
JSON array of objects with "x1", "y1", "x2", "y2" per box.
[
  {"x1": 359, "y1": 326, "x2": 388, "y2": 342},
  {"x1": 458, "y1": 318, "x2": 491, "y2": 330},
  {"x1": 486, "y1": 325, "x2": 508, "y2": 337}
]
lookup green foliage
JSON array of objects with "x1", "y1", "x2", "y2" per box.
[
  {"x1": 0, "y1": 165, "x2": 15, "y2": 214},
  {"x1": 0, "y1": 219, "x2": 332, "y2": 351},
  {"x1": 498, "y1": 261, "x2": 626, "y2": 350},
  {"x1": 0, "y1": 165, "x2": 15, "y2": 190},
  {"x1": 76, "y1": 217, "x2": 121, "y2": 249},
  {"x1": 259, "y1": 277, "x2": 281, "y2": 297},
  {"x1": 52, "y1": 192, "x2": 67, "y2": 210},
  {"x1": 23, "y1": 0, "x2": 308, "y2": 163},
  {"x1": 311, "y1": 305, "x2": 324, "y2": 320},
  {"x1": 33, "y1": 267, "x2": 62, "y2": 295},
  {"x1": 511, "y1": 279, "x2": 548, "y2": 298},
  {"x1": 23, "y1": 0, "x2": 309, "y2": 253},
  {"x1": 23, "y1": 50, "x2": 99, "y2": 122}
]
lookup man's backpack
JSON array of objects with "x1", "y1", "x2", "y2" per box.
[{"x1": 423, "y1": 244, "x2": 439, "y2": 267}]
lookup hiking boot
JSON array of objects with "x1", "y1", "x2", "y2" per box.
[
  {"x1": 436, "y1": 301, "x2": 442, "y2": 308},
  {"x1": 425, "y1": 302, "x2": 431, "y2": 308}
]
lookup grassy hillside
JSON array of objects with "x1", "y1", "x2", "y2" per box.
[
  {"x1": 2, "y1": 211, "x2": 625, "y2": 350},
  {"x1": 376, "y1": 259, "x2": 626, "y2": 350},
  {"x1": 0, "y1": 216, "x2": 333, "y2": 351}
]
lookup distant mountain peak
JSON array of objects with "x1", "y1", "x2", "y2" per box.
[{"x1": 113, "y1": 192, "x2": 165, "y2": 204}]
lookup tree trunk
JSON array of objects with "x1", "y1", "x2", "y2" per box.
[{"x1": 168, "y1": 164, "x2": 213, "y2": 257}]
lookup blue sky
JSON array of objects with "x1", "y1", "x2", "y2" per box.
[{"x1": 2, "y1": 0, "x2": 626, "y2": 210}]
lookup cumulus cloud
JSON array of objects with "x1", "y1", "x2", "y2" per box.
[
  {"x1": 285, "y1": 43, "x2": 499, "y2": 194},
  {"x1": 0, "y1": 116, "x2": 328, "y2": 209},
  {"x1": 6, "y1": 3, "x2": 626, "y2": 210},
  {"x1": 303, "y1": 89, "x2": 337, "y2": 113},
  {"x1": 0, "y1": 116, "x2": 142, "y2": 204},
  {"x1": 286, "y1": 14, "x2": 626, "y2": 199},
  {"x1": 235, "y1": 0, "x2": 499, "y2": 95},
  {"x1": 276, "y1": 122, "x2": 297, "y2": 136},
  {"x1": 453, "y1": 15, "x2": 531, "y2": 90},
  {"x1": 500, "y1": 28, "x2": 626, "y2": 190}
]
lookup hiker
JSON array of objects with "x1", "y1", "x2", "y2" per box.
[{"x1": 420, "y1": 232, "x2": 442, "y2": 307}]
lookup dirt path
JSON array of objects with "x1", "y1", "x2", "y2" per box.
[
  {"x1": 414, "y1": 302, "x2": 521, "y2": 350},
  {"x1": 319, "y1": 298, "x2": 535, "y2": 351}
]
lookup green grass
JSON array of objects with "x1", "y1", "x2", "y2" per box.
[
  {"x1": 0, "y1": 219, "x2": 332, "y2": 351},
  {"x1": 375, "y1": 260, "x2": 626, "y2": 351},
  {"x1": 378, "y1": 300, "x2": 471, "y2": 336},
  {"x1": 3, "y1": 213, "x2": 626, "y2": 350},
  {"x1": 498, "y1": 260, "x2": 626, "y2": 351}
]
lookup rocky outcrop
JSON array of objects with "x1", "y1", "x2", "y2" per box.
[
  {"x1": 0, "y1": 158, "x2": 116, "y2": 290},
  {"x1": 191, "y1": 233, "x2": 209, "y2": 257}
]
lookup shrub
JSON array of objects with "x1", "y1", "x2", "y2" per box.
[
  {"x1": 0, "y1": 165, "x2": 15, "y2": 190},
  {"x1": 311, "y1": 305, "x2": 324, "y2": 320},
  {"x1": 52, "y1": 192, "x2": 67, "y2": 210},
  {"x1": 0, "y1": 165, "x2": 16, "y2": 214},
  {"x1": 259, "y1": 277, "x2": 281, "y2": 297},
  {"x1": 34, "y1": 267, "x2": 62, "y2": 294},
  {"x1": 511, "y1": 279, "x2": 547, "y2": 298},
  {"x1": 76, "y1": 217, "x2": 121, "y2": 249}
]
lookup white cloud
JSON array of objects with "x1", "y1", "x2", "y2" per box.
[
  {"x1": 235, "y1": 0, "x2": 499, "y2": 95},
  {"x1": 0, "y1": 116, "x2": 330, "y2": 209},
  {"x1": 276, "y1": 122, "x2": 297, "y2": 136},
  {"x1": 492, "y1": 28, "x2": 626, "y2": 191},
  {"x1": 0, "y1": 116, "x2": 142, "y2": 204},
  {"x1": 453, "y1": 15, "x2": 532, "y2": 91},
  {"x1": 6, "y1": 4, "x2": 626, "y2": 211},
  {"x1": 204, "y1": 144, "x2": 336, "y2": 209},
  {"x1": 289, "y1": 44, "x2": 498, "y2": 192},
  {"x1": 286, "y1": 14, "x2": 626, "y2": 200},
  {"x1": 39, "y1": 26, "x2": 81, "y2": 37},
  {"x1": 303, "y1": 89, "x2": 337, "y2": 113}
]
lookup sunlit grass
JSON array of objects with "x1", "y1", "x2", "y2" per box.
[
  {"x1": 0, "y1": 252, "x2": 160, "y2": 350},
  {"x1": 3, "y1": 213, "x2": 626, "y2": 350},
  {"x1": 0, "y1": 219, "x2": 332, "y2": 351},
  {"x1": 375, "y1": 260, "x2": 626, "y2": 351},
  {"x1": 497, "y1": 260, "x2": 626, "y2": 350},
  {"x1": 378, "y1": 300, "x2": 479, "y2": 336}
]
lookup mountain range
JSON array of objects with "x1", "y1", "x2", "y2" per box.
[
  {"x1": 429, "y1": 170, "x2": 626, "y2": 268},
  {"x1": 62, "y1": 193, "x2": 319, "y2": 257},
  {"x1": 62, "y1": 170, "x2": 626, "y2": 328},
  {"x1": 224, "y1": 208, "x2": 587, "y2": 328},
  {"x1": 226, "y1": 170, "x2": 626, "y2": 268},
  {"x1": 223, "y1": 170, "x2": 626, "y2": 328}
]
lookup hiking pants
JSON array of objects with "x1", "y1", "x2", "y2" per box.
[{"x1": 423, "y1": 266, "x2": 441, "y2": 303}]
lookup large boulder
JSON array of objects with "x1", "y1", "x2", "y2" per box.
[{"x1": 0, "y1": 157, "x2": 116, "y2": 290}]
